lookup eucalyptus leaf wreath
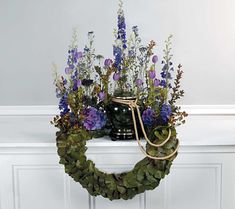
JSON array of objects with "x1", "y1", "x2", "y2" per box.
[{"x1": 52, "y1": 0, "x2": 187, "y2": 200}]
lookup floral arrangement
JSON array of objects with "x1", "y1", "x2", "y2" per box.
[{"x1": 52, "y1": 0, "x2": 187, "y2": 200}]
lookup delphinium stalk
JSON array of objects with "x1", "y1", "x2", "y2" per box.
[
  {"x1": 113, "y1": 0, "x2": 128, "y2": 94},
  {"x1": 143, "y1": 40, "x2": 156, "y2": 107},
  {"x1": 128, "y1": 26, "x2": 142, "y2": 96},
  {"x1": 83, "y1": 31, "x2": 96, "y2": 96},
  {"x1": 87, "y1": 31, "x2": 95, "y2": 80}
]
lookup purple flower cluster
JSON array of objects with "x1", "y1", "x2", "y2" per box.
[
  {"x1": 55, "y1": 77, "x2": 70, "y2": 116},
  {"x1": 160, "y1": 104, "x2": 172, "y2": 124},
  {"x1": 113, "y1": 46, "x2": 122, "y2": 70},
  {"x1": 160, "y1": 62, "x2": 174, "y2": 88},
  {"x1": 117, "y1": 13, "x2": 127, "y2": 49},
  {"x1": 66, "y1": 48, "x2": 83, "y2": 72},
  {"x1": 59, "y1": 92, "x2": 69, "y2": 116},
  {"x1": 82, "y1": 107, "x2": 107, "y2": 131},
  {"x1": 70, "y1": 70, "x2": 81, "y2": 91},
  {"x1": 142, "y1": 108, "x2": 155, "y2": 126}
]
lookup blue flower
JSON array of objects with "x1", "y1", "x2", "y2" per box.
[
  {"x1": 160, "y1": 80, "x2": 167, "y2": 87},
  {"x1": 59, "y1": 93, "x2": 69, "y2": 116},
  {"x1": 160, "y1": 104, "x2": 172, "y2": 124},
  {"x1": 161, "y1": 71, "x2": 172, "y2": 79},
  {"x1": 117, "y1": 14, "x2": 127, "y2": 49},
  {"x1": 82, "y1": 107, "x2": 107, "y2": 130},
  {"x1": 142, "y1": 108, "x2": 155, "y2": 126},
  {"x1": 113, "y1": 46, "x2": 122, "y2": 70}
]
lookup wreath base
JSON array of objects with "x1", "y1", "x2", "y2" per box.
[{"x1": 56, "y1": 126, "x2": 178, "y2": 200}]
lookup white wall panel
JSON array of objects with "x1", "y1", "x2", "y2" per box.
[{"x1": 167, "y1": 164, "x2": 221, "y2": 209}]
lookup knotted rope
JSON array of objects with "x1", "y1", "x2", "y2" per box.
[{"x1": 112, "y1": 98, "x2": 179, "y2": 160}]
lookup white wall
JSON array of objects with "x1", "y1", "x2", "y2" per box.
[{"x1": 0, "y1": 0, "x2": 235, "y2": 105}]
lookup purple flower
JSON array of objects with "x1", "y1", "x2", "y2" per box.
[
  {"x1": 59, "y1": 93, "x2": 69, "y2": 116},
  {"x1": 77, "y1": 79, "x2": 81, "y2": 87},
  {"x1": 152, "y1": 55, "x2": 158, "y2": 64},
  {"x1": 160, "y1": 104, "x2": 172, "y2": 124},
  {"x1": 65, "y1": 67, "x2": 73, "y2": 74},
  {"x1": 113, "y1": 72, "x2": 120, "y2": 81},
  {"x1": 55, "y1": 88, "x2": 62, "y2": 98},
  {"x1": 160, "y1": 80, "x2": 167, "y2": 87},
  {"x1": 128, "y1": 50, "x2": 135, "y2": 58},
  {"x1": 136, "y1": 78, "x2": 143, "y2": 87},
  {"x1": 142, "y1": 108, "x2": 155, "y2": 126},
  {"x1": 148, "y1": 70, "x2": 156, "y2": 79},
  {"x1": 117, "y1": 13, "x2": 127, "y2": 49},
  {"x1": 154, "y1": 79, "x2": 160, "y2": 87},
  {"x1": 161, "y1": 71, "x2": 166, "y2": 78},
  {"x1": 82, "y1": 107, "x2": 107, "y2": 130},
  {"x1": 113, "y1": 46, "x2": 122, "y2": 70},
  {"x1": 98, "y1": 91, "x2": 106, "y2": 101},
  {"x1": 77, "y1": 51, "x2": 83, "y2": 59},
  {"x1": 161, "y1": 71, "x2": 172, "y2": 79},
  {"x1": 104, "y1": 59, "x2": 112, "y2": 67}
]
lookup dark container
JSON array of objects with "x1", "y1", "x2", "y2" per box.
[{"x1": 107, "y1": 96, "x2": 142, "y2": 141}]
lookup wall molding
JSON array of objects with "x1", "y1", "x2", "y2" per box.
[
  {"x1": 0, "y1": 105, "x2": 235, "y2": 116},
  {"x1": 0, "y1": 105, "x2": 235, "y2": 147}
]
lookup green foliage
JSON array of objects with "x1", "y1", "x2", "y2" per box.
[{"x1": 56, "y1": 126, "x2": 178, "y2": 200}]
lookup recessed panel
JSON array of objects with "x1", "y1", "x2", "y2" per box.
[
  {"x1": 14, "y1": 166, "x2": 66, "y2": 209},
  {"x1": 167, "y1": 165, "x2": 221, "y2": 209}
]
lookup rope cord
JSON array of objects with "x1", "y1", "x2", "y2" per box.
[{"x1": 111, "y1": 98, "x2": 179, "y2": 160}]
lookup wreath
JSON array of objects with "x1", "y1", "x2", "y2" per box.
[{"x1": 51, "y1": 1, "x2": 187, "y2": 201}]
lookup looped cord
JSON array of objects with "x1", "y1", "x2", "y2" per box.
[{"x1": 111, "y1": 97, "x2": 179, "y2": 160}]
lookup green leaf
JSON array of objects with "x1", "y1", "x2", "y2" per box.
[
  {"x1": 154, "y1": 170, "x2": 165, "y2": 179},
  {"x1": 117, "y1": 185, "x2": 126, "y2": 194},
  {"x1": 105, "y1": 175, "x2": 116, "y2": 191},
  {"x1": 137, "y1": 169, "x2": 145, "y2": 182},
  {"x1": 146, "y1": 172, "x2": 158, "y2": 183},
  {"x1": 154, "y1": 130, "x2": 164, "y2": 140}
]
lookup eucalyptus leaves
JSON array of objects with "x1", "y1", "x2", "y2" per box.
[{"x1": 56, "y1": 125, "x2": 178, "y2": 200}]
